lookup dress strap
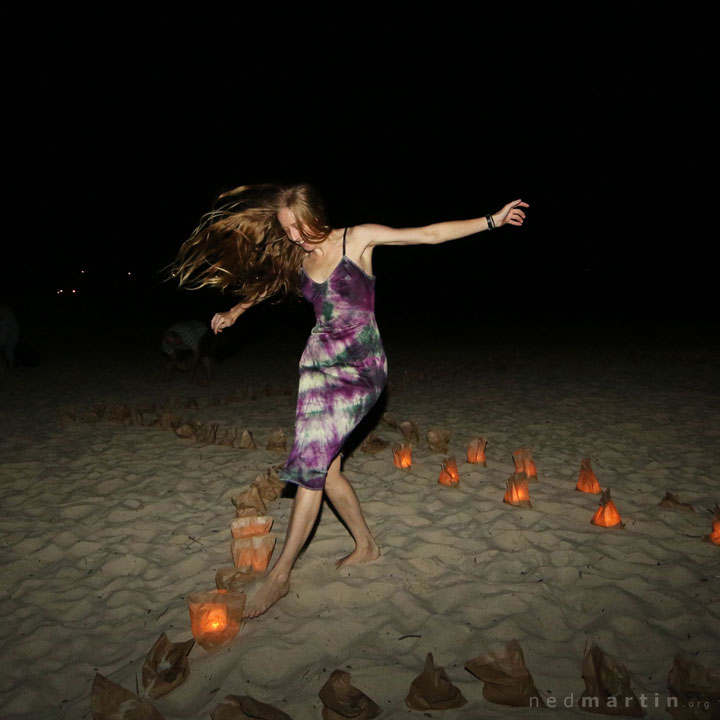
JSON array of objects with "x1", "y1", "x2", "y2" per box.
[{"x1": 342, "y1": 227, "x2": 347, "y2": 256}]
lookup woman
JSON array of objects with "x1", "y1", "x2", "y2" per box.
[{"x1": 173, "y1": 184, "x2": 528, "y2": 618}]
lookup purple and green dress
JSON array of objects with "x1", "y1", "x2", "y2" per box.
[{"x1": 280, "y1": 228, "x2": 388, "y2": 491}]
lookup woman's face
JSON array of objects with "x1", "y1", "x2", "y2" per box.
[{"x1": 277, "y1": 207, "x2": 312, "y2": 252}]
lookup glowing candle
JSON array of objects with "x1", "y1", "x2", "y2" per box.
[
  {"x1": 393, "y1": 443, "x2": 412, "y2": 469},
  {"x1": 503, "y1": 473, "x2": 532, "y2": 507},
  {"x1": 438, "y1": 457, "x2": 460, "y2": 486},
  {"x1": 704, "y1": 518, "x2": 720, "y2": 546},
  {"x1": 576, "y1": 457, "x2": 602, "y2": 494},
  {"x1": 591, "y1": 489, "x2": 624, "y2": 528},
  {"x1": 231, "y1": 534, "x2": 276, "y2": 572},
  {"x1": 187, "y1": 590, "x2": 245, "y2": 650}
]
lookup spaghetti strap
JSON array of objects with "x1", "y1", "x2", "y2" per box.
[{"x1": 342, "y1": 227, "x2": 347, "y2": 256}]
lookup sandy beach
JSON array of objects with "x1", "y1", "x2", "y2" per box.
[{"x1": 2, "y1": 313, "x2": 719, "y2": 719}]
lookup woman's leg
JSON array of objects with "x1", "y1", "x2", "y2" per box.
[
  {"x1": 243, "y1": 485, "x2": 323, "y2": 618},
  {"x1": 324, "y1": 455, "x2": 380, "y2": 568}
]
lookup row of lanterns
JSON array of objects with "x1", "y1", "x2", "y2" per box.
[
  {"x1": 187, "y1": 471, "x2": 284, "y2": 650},
  {"x1": 392, "y1": 435, "x2": 718, "y2": 538},
  {"x1": 187, "y1": 435, "x2": 719, "y2": 651}
]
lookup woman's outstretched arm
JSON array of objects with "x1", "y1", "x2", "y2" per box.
[{"x1": 360, "y1": 199, "x2": 528, "y2": 247}]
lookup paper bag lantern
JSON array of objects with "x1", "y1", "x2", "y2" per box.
[
  {"x1": 392, "y1": 443, "x2": 412, "y2": 469},
  {"x1": 666, "y1": 653, "x2": 720, "y2": 719},
  {"x1": 216, "y1": 565, "x2": 254, "y2": 592},
  {"x1": 467, "y1": 437, "x2": 487, "y2": 465},
  {"x1": 576, "y1": 457, "x2": 602, "y2": 494},
  {"x1": 142, "y1": 632, "x2": 194, "y2": 698},
  {"x1": 580, "y1": 644, "x2": 645, "y2": 717},
  {"x1": 252, "y1": 467, "x2": 285, "y2": 504},
  {"x1": 217, "y1": 428, "x2": 238, "y2": 447},
  {"x1": 266, "y1": 428, "x2": 287, "y2": 451},
  {"x1": 704, "y1": 517, "x2": 720, "y2": 546},
  {"x1": 91, "y1": 673, "x2": 166, "y2": 720},
  {"x1": 658, "y1": 492, "x2": 695, "y2": 512},
  {"x1": 591, "y1": 489, "x2": 624, "y2": 528},
  {"x1": 159, "y1": 411, "x2": 182, "y2": 430},
  {"x1": 438, "y1": 457, "x2": 460, "y2": 486},
  {"x1": 232, "y1": 534, "x2": 277, "y2": 572},
  {"x1": 465, "y1": 639, "x2": 544, "y2": 707},
  {"x1": 231, "y1": 516, "x2": 273, "y2": 539},
  {"x1": 427, "y1": 428, "x2": 450, "y2": 453},
  {"x1": 232, "y1": 486, "x2": 267, "y2": 517},
  {"x1": 318, "y1": 669, "x2": 382, "y2": 719},
  {"x1": 512, "y1": 448, "x2": 538, "y2": 482},
  {"x1": 197, "y1": 422, "x2": 219, "y2": 444},
  {"x1": 405, "y1": 653, "x2": 467, "y2": 710},
  {"x1": 399, "y1": 420, "x2": 420, "y2": 444},
  {"x1": 503, "y1": 473, "x2": 532, "y2": 507},
  {"x1": 187, "y1": 589, "x2": 245, "y2": 650},
  {"x1": 211, "y1": 694, "x2": 294, "y2": 720},
  {"x1": 175, "y1": 423, "x2": 198, "y2": 440},
  {"x1": 361, "y1": 432, "x2": 390, "y2": 454},
  {"x1": 236, "y1": 429, "x2": 257, "y2": 449}
]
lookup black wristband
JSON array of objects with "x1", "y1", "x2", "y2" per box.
[{"x1": 486, "y1": 214, "x2": 495, "y2": 230}]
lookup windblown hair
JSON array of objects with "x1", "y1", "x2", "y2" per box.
[{"x1": 170, "y1": 183, "x2": 332, "y2": 303}]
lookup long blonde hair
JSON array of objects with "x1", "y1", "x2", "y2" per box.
[{"x1": 170, "y1": 183, "x2": 332, "y2": 303}]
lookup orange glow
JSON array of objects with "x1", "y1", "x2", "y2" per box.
[
  {"x1": 591, "y1": 490, "x2": 624, "y2": 528},
  {"x1": 467, "y1": 437, "x2": 487, "y2": 465},
  {"x1": 513, "y1": 448, "x2": 538, "y2": 482},
  {"x1": 438, "y1": 457, "x2": 460, "y2": 486},
  {"x1": 205, "y1": 609, "x2": 226, "y2": 632},
  {"x1": 393, "y1": 443, "x2": 412, "y2": 469},
  {"x1": 503, "y1": 473, "x2": 532, "y2": 507},
  {"x1": 187, "y1": 590, "x2": 245, "y2": 650},
  {"x1": 576, "y1": 458, "x2": 602, "y2": 494},
  {"x1": 230, "y1": 516, "x2": 273, "y2": 539},
  {"x1": 705, "y1": 519, "x2": 720, "y2": 546},
  {"x1": 231, "y1": 534, "x2": 276, "y2": 572}
]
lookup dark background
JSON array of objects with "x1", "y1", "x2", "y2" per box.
[{"x1": 4, "y1": 20, "x2": 713, "y2": 366}]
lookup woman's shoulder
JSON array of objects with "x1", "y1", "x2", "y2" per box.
[{"x1": 345, "y1": 224, "x2": 379, "y2": 246}]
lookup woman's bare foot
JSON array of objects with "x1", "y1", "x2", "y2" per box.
[
  {"x1": 243, "y1": 572, "x2": 290, "y2": 618},
  {"x1": 335, "y1": 542, "x2": 381, "y2": 569}
]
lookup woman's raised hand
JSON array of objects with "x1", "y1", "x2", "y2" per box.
[
  {"x1": 211, "y1": 311, "x2": 237, "y2": 334},
  {"x1": 494, "y1": 199, "x2": 529, "y2": 228}
]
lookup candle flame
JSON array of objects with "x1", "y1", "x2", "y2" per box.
[
  {"x1": 504, "y1": 474, "x2": 531, "y2": 506},
  {"x1": 393, "y1": 444, "x2": 412, "y2": 469},
  {"x1": 188, "y1": 590, "x2": 245, "y2": 650}
]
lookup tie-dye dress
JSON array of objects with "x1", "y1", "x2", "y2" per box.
[{"x1": 280, "y1": 229, "x2": 388, "y2": 490}]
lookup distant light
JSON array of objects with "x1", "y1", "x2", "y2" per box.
[
  {"x1": 81, "y1": 270, "x2": 85, "y2": 274},
  {"x1": 72, "y1": 289, "x2": 77, "y2": 294},
  {"x1": 57, "y1": 289, "x2": 63, "y2": 294}
]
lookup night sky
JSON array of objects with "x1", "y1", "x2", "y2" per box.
[{"x1": 6, "y1": 23, "x2": 712, "y2": 355}]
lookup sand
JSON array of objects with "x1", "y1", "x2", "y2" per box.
[{"x1": 1, "y1": 323, "x2": 719, "y2": 719}]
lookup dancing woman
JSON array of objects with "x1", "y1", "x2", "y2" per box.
[{"x1": 172, "y1": 184, "x2": 528, "y2": 617}]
